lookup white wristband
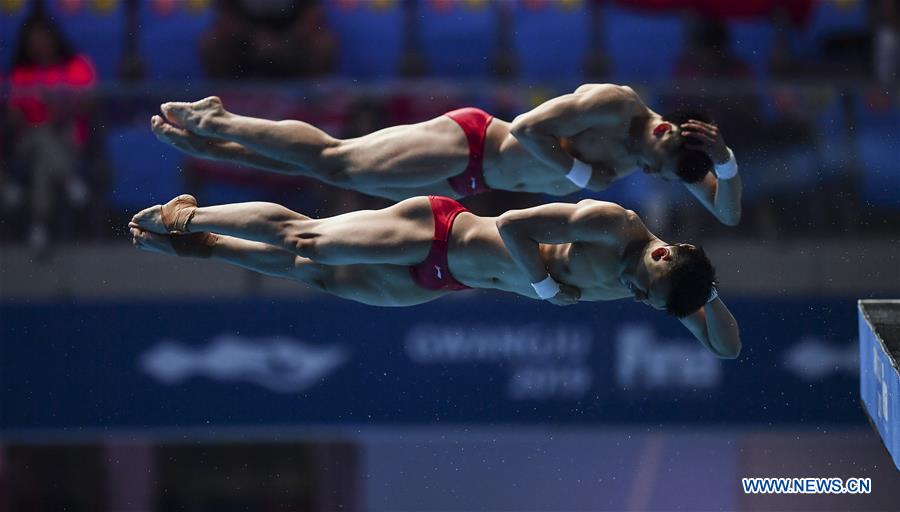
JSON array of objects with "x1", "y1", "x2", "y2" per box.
[
  {"x1": 566, "y1": 158, "x2": 592, "y2": 189},
  {"x1": 531, "y1": 275, "x2": 561, "y2": 300},
  {"x1": 707, "y1": 287, "x2": 719, "y2": 304},
  {"x1": 714, "y1": 148, "x2": 738, "y2": 180}
]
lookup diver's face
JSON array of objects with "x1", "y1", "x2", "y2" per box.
[
  {"x1": 622, "y1": 244, "x2": 695, "y2": 310},
  {"x1": 639, "y1": 121, "x2": 681, "y2": 181}
]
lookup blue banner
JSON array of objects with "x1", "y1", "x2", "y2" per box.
[{"x1": 0, "y1": 296, "x2": 862, "y2": 433}]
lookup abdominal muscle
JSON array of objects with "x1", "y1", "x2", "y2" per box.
[
  {"x1": 483, "y1": 120, "x2": 584, "y2": 195},
  {"x1": 484, "y1": 119, "x2": 638, "y2": 195},
  {"x1": 444, "y1": 213, "x2": 535, "y2": 295},
  {"x1": 444, "y1": 215, "x2": 631, "y2": 302}
]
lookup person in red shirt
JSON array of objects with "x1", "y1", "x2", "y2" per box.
[{"x1": 6, "y1": 6, "x2": 96, "y2": 253}]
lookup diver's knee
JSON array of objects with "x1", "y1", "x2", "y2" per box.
[
  {"x1": 282, "y1": 220, "x2": 324, "y2": 260},
  {"x1": 320, "y1": 140, "x2": 355, "y2": 185},
  {"x1": 290, "y1": 236, "x2": 323, "y2": 260}
]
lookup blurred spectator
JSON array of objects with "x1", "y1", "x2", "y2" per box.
[
  {"x1": 668, "y1": 17, "x2": 768, "y2": 237},
  {"x1": 5, "y1": 5, "x2": 97, "y2": 254},
  {"x1": 771, "y1": 3, "x2": 871, "y2": 79},
  {"x1": 675, "y1": 16, "x2": 753, "y2": 80},
  {"x1": 768, "y1": 7, "x2": 795, "y2": 77},
  {"x1": 398, "y1": 0, "x2": 427, "y2": 77},
  {"x1": 671, "y1": 16, "x2": 762, "y2": 136},
  {"x1": 118, "y1": 0, "x2": 146, "y2": 82},
  {"x1": 583, "y1": 0, "x2": 610, "y2": 80},
  {"x1": 875, "y1": 0, "x2": 900, "y2": 85},
  {"x1": 200, "y1": 0, "x2": 337, "y2": 79},
  {"x1": 490, "y1": 0, "x2": 517, "y2": 79}
]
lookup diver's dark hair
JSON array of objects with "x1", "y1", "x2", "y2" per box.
[
  {"x1": 666, "y1": 244, "x2": 717, "y2": 318},
  {"x1": 662, "y1": 109, "x2": 714, "y2": 183}
]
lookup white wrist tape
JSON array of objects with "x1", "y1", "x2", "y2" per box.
[
  {"x1": 714, "y1": 148, "x2": 738, "y2": 180},
  {"x1": 531, "y1": 275, "x2": 561, "y2": 300},
  {"x1": 566, "y1": 158, "x2": 592, "y2": 189},
  {"x1": 707, "y1": 287, "x2": 719, "y2": 304}
]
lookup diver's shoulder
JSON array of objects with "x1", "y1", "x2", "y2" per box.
[{"x1": 575, "y1": 83, "x2": 635, "y2": 95}]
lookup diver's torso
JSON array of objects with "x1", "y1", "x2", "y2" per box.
[
  {"x1": 446, "y1": 213, "x2": 632, "y2": 301},
  {"x1": 483, "y1": 118, "x2": 641, "y2": 196}
]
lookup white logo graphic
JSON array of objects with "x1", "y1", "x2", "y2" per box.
[
  {"x1": 616, "y1": 324, "x2": 721, "y2": 390},
  {"x1": 782, "y1": 337, "x2": 858, "y2": 381},
  {"x1": 405, "y1": 323, "x2": 593, "y2": 400},
  {"x1": 139, "y1": 334, "x2": 348, "y2": 393},
  {"x1": 470, "y1": 177, "x2": 477, "y2": 190},
  {"x1": 434, "y1": 265, "x2": 443, "y2": 280},
  {"x1": 873, "y1": 346, "x2": 889, "y2": 423}
]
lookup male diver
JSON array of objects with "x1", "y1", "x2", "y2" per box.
[
  {"x1": 130, "y1": 194, "x2": 741, "y2": 358},
  {"x1": 151, "y1": 84, "x2": 741, "y2": 224}
]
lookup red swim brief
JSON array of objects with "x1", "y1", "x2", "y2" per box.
[
  {"x1": 444, "y1": 107, "x2": 493, "y2": 197},
  {"x1": 409, "y1": 196, "x2": 470, "y2": 291}
]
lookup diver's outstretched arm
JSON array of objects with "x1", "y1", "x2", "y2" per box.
[
  {"x1": 678, "y1": 296, "x2": 741, "y2": 359},
  {"x1": 680, "y1": 120, "x2": 742, "y2": 226}
]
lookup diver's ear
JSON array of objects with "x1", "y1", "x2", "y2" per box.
[{"x1": 651, "y1": 247, "x2": 672, "y2": 262}]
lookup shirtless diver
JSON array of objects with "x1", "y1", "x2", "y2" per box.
[
  {"x1": 129, "y1": 194, "x2": 741, "y2": 358},
  {"x1": 152, "y1": 83, "x2": 741, "y2": 224}
]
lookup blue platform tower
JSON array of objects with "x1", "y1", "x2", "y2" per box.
[{"x1": 859, "y1": 300, "x2": 900, "y2": 471}]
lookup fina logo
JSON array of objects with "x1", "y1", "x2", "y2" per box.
[
  {"x1": 139, "y1": 334, "x2": 348, "y2": 393},
  {"x1": 616, "y1": 324, "x2": 721, "y2": 390}
]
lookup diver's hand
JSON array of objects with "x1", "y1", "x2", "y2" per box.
[
  {"x1": 548, "y1": 283, "x2": 581, "y2": 306},
  {"x1": 680, "y1": 120, "x2": 730, "y2": 164}
]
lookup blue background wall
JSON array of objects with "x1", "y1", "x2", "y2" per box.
[{"x1": 1, "y1": 296, "x2": 861, "y2": 433}]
